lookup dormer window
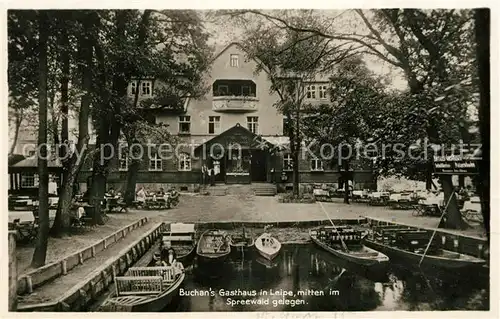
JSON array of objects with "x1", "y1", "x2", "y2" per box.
[
  {"x1": 129, "y1": 80, "x2": 152, "y2": 97},
  {"x1": 230, "y1": 54, "x2": 239, "y2": 67}
]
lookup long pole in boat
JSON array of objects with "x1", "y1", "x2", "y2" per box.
[
  {"x1": 419, "y1": 191, "x2": 455, "y2": 267},
  {"x1": 318, "y1": 201, "x2": 349, "y2": 252}
]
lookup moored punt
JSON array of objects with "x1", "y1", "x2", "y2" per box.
[
  {"x1": 158, "y1": 223, "x2": 197, "y2": 265},
  {"x1": 363, "y1": 229, "x2": 486, "y2": 269},
  {"x1": 230, "y1": 227, "x2": 255, "y2": 251},
  {"x1": 196, "y1": 229, "x2": 231, "y2": 264},
  {"x1": 255, "y1": 233, "x2": 281, "y2": 260},
  {"x1": 255, "y1": 254, "x2": 279, "y2": 269},
  {"x1": 100, "y1": 266, "x2": 185, "y2": 312},
  {"x1": 309, "y1": 226, "x2": 389, "y2": 267}
]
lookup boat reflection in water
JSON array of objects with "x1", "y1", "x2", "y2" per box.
[{"x1": 164, "y1": 244, "x2": 488, "y2": 312}]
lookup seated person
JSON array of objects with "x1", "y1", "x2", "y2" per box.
[
  {"x1": 152, "y1": 252, "x2": 162, "y2": 266},
  {"x1": 106, "y1": 187, "x2": 115, "y2": 197},
  {"x1": 157, "y1": 188, "x2": 166, "y2": 196},
  {"x1": 161, "y1": 248, "x2": 184, "y2": 277},
  {"x1": 136, "y1": 187, "x2": 146, "y2": 203}
]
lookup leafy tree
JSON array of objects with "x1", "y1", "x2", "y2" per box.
[
  {"x1": 301, "y1": 56, "x2": 391, "y2": 203},
  {"x1": 8, "y1": 10, "x2": 39, "y2": 156},
  {"x1": 51, "y1": 11, "x2": 94, "y2": 233},
  {"x1": 231, "y1": 9, "x2": 477, "y2": 229},
  {"x1": 120, "y1": 10, "x2": 211, "y2": 205},
  {"x1": 80, "y1": 10, "x2": 210, "y2": 215}
]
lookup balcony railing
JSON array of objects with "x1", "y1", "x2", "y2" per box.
[{"x1": 212, "y1": 96, "x2": 258, "y2": 112}]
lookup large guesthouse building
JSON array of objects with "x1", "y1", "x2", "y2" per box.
[{"x1": 9, "y1": 43, "x2": 376, "y2": 193}]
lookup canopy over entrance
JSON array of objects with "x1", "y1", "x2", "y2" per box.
[{"x1": 194, "y1": 123, "x2": 275, "y2": 152}]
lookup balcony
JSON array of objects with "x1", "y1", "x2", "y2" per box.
[
  {"x1": 212, "y1": 79, "x2": 258, "y2": 112},
  {"x1": 212, "y1": 96, "x2": 258, "y2": 112}
]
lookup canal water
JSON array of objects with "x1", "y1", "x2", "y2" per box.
[{"x1": 164, "y1": 244, "x2": 489, "y2": 312}]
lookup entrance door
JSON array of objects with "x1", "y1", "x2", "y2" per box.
[
  {"x1": 209, "y1": 156, "x2": 225, "y2": 183},
  {"x1": 251, "y1": 150, "x2": 267, "y2": 182}
]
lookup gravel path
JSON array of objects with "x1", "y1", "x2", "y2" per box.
[
  {"x1": 18, "y1": 221, "x2": 158, "y2": 306},
  {"x1": 16, "y1": 216, "x2": 134, "y2": 275},
  {"x1": 126, "y1": 194, "x2": 486, "y2": 238}
]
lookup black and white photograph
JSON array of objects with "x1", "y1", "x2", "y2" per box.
[{"x1": 5, "y1": 5, "x2": 494, "y2": 315}]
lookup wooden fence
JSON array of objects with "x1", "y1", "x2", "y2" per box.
[
  {"x1": 16, "y1": 217, "x2": 149, "y2": 296},
  {"x1": 17, "y1": 222, "x2": 163, "y2": 311}
]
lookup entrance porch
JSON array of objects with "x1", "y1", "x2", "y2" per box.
[{"x1": 195, "y1": 123, "x2": 276, "y2": 185}]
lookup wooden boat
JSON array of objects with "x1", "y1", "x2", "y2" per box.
[
  {"x1": 100, "y1": 266, "x2": 185, "y2": 312},
  {"x1": 255, "y1": 255, "x2": 279, "y2": 268},
  {"x1": 230, "y1": 227, "x2": 255, "y2": 251},
  {"x1": 196, "y1": 229, "x2": 231, "y2": 263},
  {"x1": 255, "y1": 233, "x2": 281, "y2": 260},
  {"x1": 160, "y1": 223, "x2": 196, "y2": 262},
  {"x1": 309, "y1": 226, "x2": 389, "y2": 267},
  {"x1": 363, "y1": 229, "x2": 486, "y2": 269}
]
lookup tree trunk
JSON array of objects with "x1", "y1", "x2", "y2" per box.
[
  {"x1": 292, "y1": 86, "x2": 301, "y2": 196},
  {"x1": 342, "y1": 160, "x2": 350, "y2": 204},
  {"x1": 32, "y1": 11, "x2": 50, "y2": 268},
  {"x1": 124, "y1": 158, "x2": 140, "y2": 205},
  {"x1": 50, "y1": 24, "x2": 72, "y2": 237},
  {"x1": 437, "y1": 166, "x2": 464, "y2": 229},
  {"x1": 425, "y1": 161, "x2": 433, "y2": 190},
  {"x1": 90, "y1": 170, "x2": 106, "y2": 225},
  {"x1": 458, "y1": 175, "x2": 465, "y2": 188},
  {"x1": 123, "y1": 77, "x2": 143, "y2": 204},
  {"x1": 440, "y1": 174, "x2": 467, "y2": 229},
  {"x1": 412, "y1": 88, "x2": 463, "y2": 229},
  {"x1": 9, "y1": 112, "x2": 23, "y2": 155},
  {"x1": 8, "y1": 232, "x2": 17, "y2": 311},
  {"x1": 89, "y1": 11, "x2": 128, "y2": 220},
  {"x1": 292, "y1": 146, "x2": 300, "y2": 196},
  {"x1": 343, "y1": 180, "x2": 350, "y2": 204},
  {"x1": 475, "y1": 8, "x2": 490, "y2": 240}
]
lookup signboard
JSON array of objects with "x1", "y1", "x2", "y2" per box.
[{"x1": 433, "y1": 153, "x2": 481, "y2": 175}]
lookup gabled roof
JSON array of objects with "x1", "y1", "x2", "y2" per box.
[
  {"x1": 194, "y1": 123, "x2": 274, "y2": 151},
  {"x1": 8, "y1": 154, "x2": 26, "y2": 166},
  {"x1": 211, "y1": 42, "x2": 246, "y2": 62},
  {"x1": 211, "y1": 42, "x2": 267, "y2": 72}
]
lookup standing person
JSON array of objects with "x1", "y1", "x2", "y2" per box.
[
  {"x1": 48, "y1": 176, "x2": 58, "y2": 196},
  {"x1": 201, "y1": 164, "x2": 208, "y2": 186},
  {"x1": 213, "y1": 160, "x2": 220, "y2": 181},
  {"x1": 209, "y1": 166, "x2": 215, "y2": 186}
]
